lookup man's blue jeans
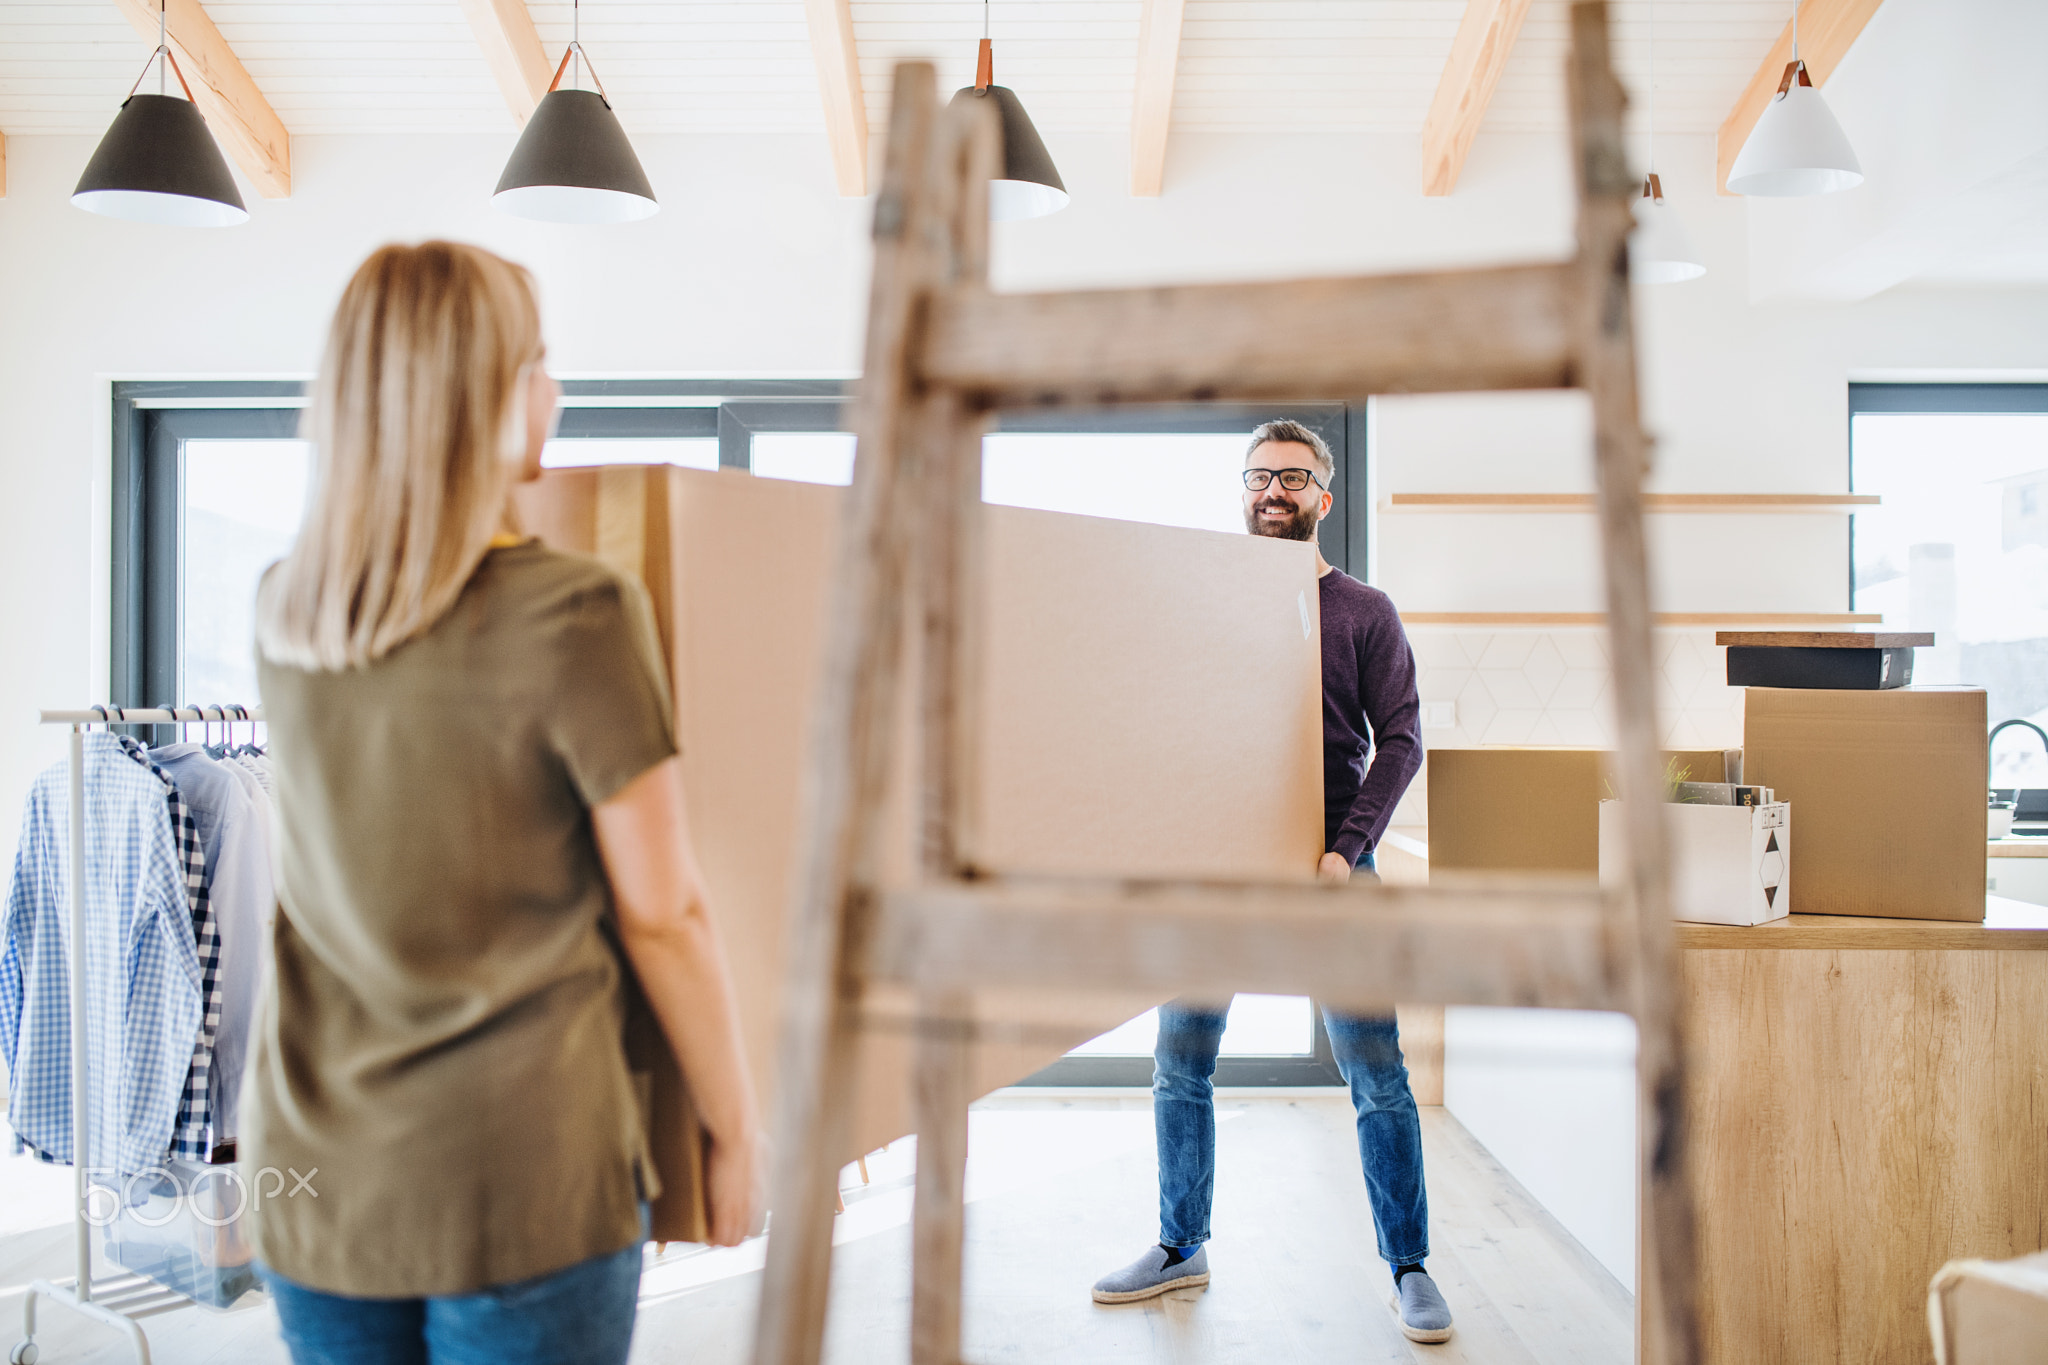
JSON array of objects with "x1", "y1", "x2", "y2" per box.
[
  {"x1": 262, "y1": 1235, "x2": 643, "y2": 1365},
  {"x1": 1152, "y1": 853, "x2": 1429, "y2": 1268}
]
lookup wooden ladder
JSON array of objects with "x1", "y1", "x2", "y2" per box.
[{"x1": 748, "y1": 5, "x2": 1697, "y2": 1363}]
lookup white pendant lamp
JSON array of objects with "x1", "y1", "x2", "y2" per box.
[
  {"x1": 1726, "y1": 0, "x2": 1863, "y2": 197},
  {"x1": 1630, "y1": 4, "x2": 1704, "y2": 283},
  {"x1": 72, "y1": 1, "x2": 247, "y2": 227},
  {"x1": 1633, "y1": 176, "x2": 1706, "y2": 283},
  {"x1": 493, "y1": 0, "x2": 658, "y2": 223}
]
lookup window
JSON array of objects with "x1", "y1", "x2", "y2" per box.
[
  {"x1": 112, "y1": 389, "x2": 306, "y2": 722},
  {"x1": 982, "y1": 432, "x2": 1250, "y2": 532},
  {"x1": 750, "y1": 431, "x2": 856, "y2": 485},
  {"x1": 115, "y1": 382, "x2": 1367, "y2": 1084},
  {"x1": 183, "y1": 438, "x2": 313, "y2": 708},
  {"x1": 1849, "y1": 384, "x2": 2048, "y2": 789},
  {"x1": 542, "y1": 439, "x2": 718, "y2": 470},
  {"x1": 110, "y1": 382, "x2": 843, "y2": 715}
]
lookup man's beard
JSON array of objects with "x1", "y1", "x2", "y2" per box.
[{"x1": 1245, "y1": 496, "x2": 1317, "y2": 542}]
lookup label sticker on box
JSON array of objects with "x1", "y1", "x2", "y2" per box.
[{"x1": 1298, "y1": 590, "x2": 1312, "y2": 640}]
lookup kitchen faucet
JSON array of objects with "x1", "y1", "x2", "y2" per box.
[{"x1": 1990, "y1": 718, "x2": 2048, "y2": 827}]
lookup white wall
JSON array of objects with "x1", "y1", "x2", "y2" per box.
[{"x1": 4, "y1": 118, "x2": 2048, "y2": 1281}]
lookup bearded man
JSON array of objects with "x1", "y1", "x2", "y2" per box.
[{"x1": 1089, "y1": 419, "x2": 1450, "y2": 1345}]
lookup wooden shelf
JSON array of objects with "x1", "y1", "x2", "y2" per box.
[
  {"x1": 1384, "y1": 493, "x2": 1879, "y2": 513},
  {"x1": 1399, "y1": 612, "x2": 1884, "y2": 628},
  {"x1": 1717, "y1": 630, "x2": 1932, "y2": 648}
]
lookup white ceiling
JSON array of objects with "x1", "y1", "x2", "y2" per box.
[{"x1": 0, "y1": 0, "x2": 1791, "y2": 139}]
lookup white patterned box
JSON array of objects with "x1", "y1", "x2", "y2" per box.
[{"x1": 1599, "y1": 800, "x2": 1790, "y2": 926}]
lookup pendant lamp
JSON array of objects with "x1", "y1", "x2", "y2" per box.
[
  {"x1": 1629, "y1": 5, "x2": 1704, "y2": 283},
  {"x1": 948, "y1": 1, "x2": 1067, "y2": 221},
  {"x1": 72, "y1": 1, "x2": 247, "y2": 227},
  {"x1": 1726, "y1": 0, "x2": 1862, "y2": 197},
  {"x1": 493, "y1": 0, "x2": 657, "y2": 223},
  {"x1": 1633, "y1": 176, "x2": 1706, "y2": 283}
]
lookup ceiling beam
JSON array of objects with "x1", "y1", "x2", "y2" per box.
[
  {"x1": 1716, "y1": 0, "x2": 1884, "y2": 194},
  {"x1": 111, "y1": 0, "x2": 289, "y2": 198},
  {"x1": 803, "y1": 0, "x2": 868, "y2": 196},
  {"x1": 1130, "y1": 0, "x2": 1187, "y2": 196},
  {"x1": 1420, "y1": 0, "x2": 1534, "y2": 196},
  {"x1": 457, "y1": 0, "x2": 552, "y2": 126}
]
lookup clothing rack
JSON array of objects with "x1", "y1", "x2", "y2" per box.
[{"x1": 13, "y1": 705, "x2": 264, "y2": 1365}]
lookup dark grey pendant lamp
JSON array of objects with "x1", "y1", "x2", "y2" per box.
[
  {"x1": 72, "y1": 0, "x2": 247, "y2": 227},
  {"x1": 949, "y1": 0, "x2": 1067, "y2": 221},
  {"x1": 493, "y1": 0, "x2": 657, "y2": 224}
]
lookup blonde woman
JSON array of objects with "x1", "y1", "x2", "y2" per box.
[{"x1": 244, "y1": 241, "x2": 762, "y2": 1364}]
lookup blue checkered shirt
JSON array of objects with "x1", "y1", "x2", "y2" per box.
[{"x1": 1, "y1": 733, "x2": 205, "y2": 1174}]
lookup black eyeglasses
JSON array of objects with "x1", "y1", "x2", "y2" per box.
[{"x1": 1243, "y1": 468, "x2": 1324, "y2": 492}]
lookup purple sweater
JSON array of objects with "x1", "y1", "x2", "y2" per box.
[{"x1": 1320, "y1": 569, "x2": 1423, "y2": 864}]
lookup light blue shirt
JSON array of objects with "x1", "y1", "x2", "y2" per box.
[{"x1": 2, "y1": 733, "x2": 203, "y2": 1174}]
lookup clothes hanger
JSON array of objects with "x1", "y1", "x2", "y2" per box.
[
  {"x1": 230, "y1": 704, "x2": 261, "y2": 759},
  {"x1": 204, "y1": 705, "x2": 234, "y2": 761}
]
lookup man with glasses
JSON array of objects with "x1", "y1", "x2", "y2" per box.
[{"x1": 1091, "y1": 420, "x2": 1448, "y2": 1343}]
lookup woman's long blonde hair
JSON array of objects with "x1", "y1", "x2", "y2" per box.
[{"x1": 257, "y1": 241, "x2": 543, "y2": 671}]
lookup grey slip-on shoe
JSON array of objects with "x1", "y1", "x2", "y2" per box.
[
  {"x1": 1391, "y1": 1270, "x2": 1454, "y2": 1343},
  {"x1": 1091, "y1": 1245, "x2": 1211, "y2": 1304}
]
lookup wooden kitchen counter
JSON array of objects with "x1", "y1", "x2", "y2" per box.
[
  {"x1": 1672, "y1": 896, "x2": 2048, "y2": 1364},
  {"x1": 1679, "y1": 894, "x2": 2048, "y2": 950}
]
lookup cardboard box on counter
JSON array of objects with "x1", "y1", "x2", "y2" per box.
[
  {"x1": 1427, "y1": 747, "x2": 1741, "y2": 875},
  {"x1": 1600, "y1": 799, "x2": 1790, "y2": 925},
  {"x1": 1742, "y1": 686, "x2": 1986, "y2": 921}
]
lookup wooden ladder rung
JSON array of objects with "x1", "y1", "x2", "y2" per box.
[
  {"x1": 871, "y1": 878, "x2": 1631, "y2": 1015},
  {"x1": 919, "y1": 262, "x2": 1575, "y2": 407}
]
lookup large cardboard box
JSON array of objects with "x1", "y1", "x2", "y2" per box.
[
  {"x1": 514, "y1": 465, "x2": 1324, "y2": 1171},
  {"x1": 1742, "y1": 687, "x2": 1987, "y2": 921},
  {"x1": 1599, "y1": 799, "x2": 1791, "y2": 925},
  {"x1": 1427, "y1": 747, "x2": 1740, "y2": 875}
]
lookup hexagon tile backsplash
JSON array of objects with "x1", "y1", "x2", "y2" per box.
[{"x1": 1389, "y1": 628, "x2": 1746, "y2": 829}]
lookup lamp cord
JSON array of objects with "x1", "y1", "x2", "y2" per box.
[
  {"x1": 984, "y1": 0, "x2": 989, "y2": 41},
  {"x1": 158, "y1": 0, "x2": 165, "y2": 96},
  {"x1": 574, "y1": 0, "x2": 581, "y2": 92},
  {"x1": 1647, "y1": 1, "x2": 1656, "y2": 175},
  {"x1": 1792, "y1": 0, "x2": 1800, "y2": 62}
]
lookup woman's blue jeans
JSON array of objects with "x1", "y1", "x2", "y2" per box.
[
  {"x1": 1151, "y1": 853, "x2": 1429, "y2": 1267},
  {"x1": 262, "y1": 1236, "x2": 643, "y2": 1365}
]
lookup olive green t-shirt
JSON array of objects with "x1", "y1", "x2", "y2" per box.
[{"x1": 243, "y1": 542, "x2": 678, "y2": 1296}]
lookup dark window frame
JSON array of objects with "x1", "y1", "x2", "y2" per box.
[{"x1": 113, "y1": 378, "x2": 1370, "y2": 1085}]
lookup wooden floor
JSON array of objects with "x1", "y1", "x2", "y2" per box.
[{"x1": 0, "y1": 1095, "x2": 1630, "y2": 1364}]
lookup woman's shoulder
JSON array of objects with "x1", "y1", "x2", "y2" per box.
[
  {"x1": 475, "y1": 541, "x2": 651, "y2": 629},
  {"x1": 484, "y1": 540, "x2": 633, "y2": 595}
]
